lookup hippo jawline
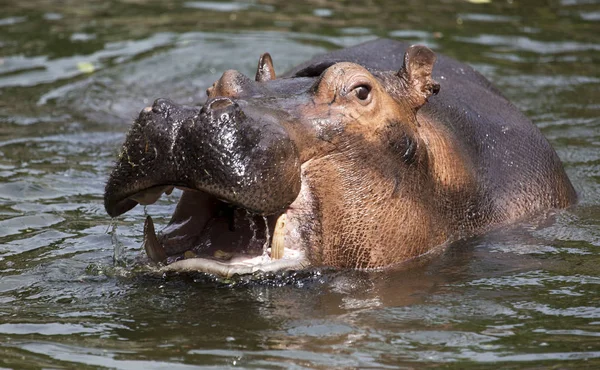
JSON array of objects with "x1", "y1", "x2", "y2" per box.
[{"x1": 127, "y1": 186, "x2": 309, "y2": 278}]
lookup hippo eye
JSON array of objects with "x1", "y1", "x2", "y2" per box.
[{"x1": 353, "y1": 85, "x2": 371, "y2": 101}]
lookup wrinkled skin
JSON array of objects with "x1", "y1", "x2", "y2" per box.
[{"x1": 105, "y1": 39, "x2": 576, "y2": 276}]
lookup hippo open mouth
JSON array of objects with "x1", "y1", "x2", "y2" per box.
[
  {"x1": 104, "y1": 96, "x2": 310, "y2": 277},
  {"x1": 133, "y1": 189, "x2": 307, "y2": 278}
]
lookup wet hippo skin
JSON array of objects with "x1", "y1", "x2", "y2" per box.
[{"x1": 104, "y1": 39, "x2": 576, "y2": 277}]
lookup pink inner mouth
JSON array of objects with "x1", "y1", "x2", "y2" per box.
[{"x1": 161, "y1": 192, "x2": 272, "y2": 262}]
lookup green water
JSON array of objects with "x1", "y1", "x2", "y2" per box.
[{"x1": 1, "y1": 0, "x2": 599, "y2": 368}]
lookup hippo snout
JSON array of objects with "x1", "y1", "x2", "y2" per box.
[{"x1": 104, "y1": 96, "x2": 302, "y2": 218}]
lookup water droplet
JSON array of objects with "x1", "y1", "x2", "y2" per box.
[{"x1": 263, "y1": 216, "x2": 270, "y2": 257}]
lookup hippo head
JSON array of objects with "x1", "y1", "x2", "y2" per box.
[{"x1": 104, "y1": 45, "x2": 442, "y2": 277}]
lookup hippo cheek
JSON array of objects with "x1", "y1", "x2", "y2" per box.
[{"x1": 104, "y1": 98, "x2": 310, "y2": 277}]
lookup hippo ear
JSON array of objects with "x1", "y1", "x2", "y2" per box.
[
  {"x1": 255, "y1": 53, "x2": 276, "y2": 82},
  {"x1": 397, "y1": 45, "x2": 440, "y2": 108}
]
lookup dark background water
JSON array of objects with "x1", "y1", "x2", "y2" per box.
[{"x1": 1, "y1": 0, "x2": 599, "y2": 368}]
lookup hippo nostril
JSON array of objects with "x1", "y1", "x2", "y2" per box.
[
  {"x1": 207, "y1": 97, "x2": 235, "y2": 111},
  {"x1": 152, "y1": 98, "x2": 174, "y2": 114}
]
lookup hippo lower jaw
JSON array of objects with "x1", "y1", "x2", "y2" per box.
[{"x1": 132, "y1": 186, "x2": 310, "y2": 278}]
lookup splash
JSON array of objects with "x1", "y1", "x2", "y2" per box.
[{"x1": 262, "y1": 215, "x2": 270, "y2": 257}]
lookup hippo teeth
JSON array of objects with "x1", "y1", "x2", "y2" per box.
[
  {"x1": 143, "y1": 215, "x2": 167, "y2": 264},
  {"x1": 270, "y1": 213, "x2": 286, "y2": 260}
]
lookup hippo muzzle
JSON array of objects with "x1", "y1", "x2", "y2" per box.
[{"x1": 104, "y1": 97, "x2": 307, "y2": 277}]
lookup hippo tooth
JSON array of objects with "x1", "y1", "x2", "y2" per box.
[
  {"x1": 271, "y1": 213, "x2": 286, "y2": 260},
  {"x1": 184, "y1": 250, "x2": 197, "y2": 259},
  {"x1": 143, "y1": 215, "x2": 167, "y2": 264},
  {"x1": 213, "y1": 250, "x2": 233, "y2": 260}
]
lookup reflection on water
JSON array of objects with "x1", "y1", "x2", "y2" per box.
[{"x1": 0, "y1": 0, "x2": 599, "y2": 368}]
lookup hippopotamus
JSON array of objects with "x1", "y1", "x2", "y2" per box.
[{"x1": 104, "y1": 39, "x2": 576, "y2": 277}]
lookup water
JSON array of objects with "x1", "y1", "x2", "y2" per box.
[{"x1": 1, "y1": 0, "x2": 599, "y2": 368}]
